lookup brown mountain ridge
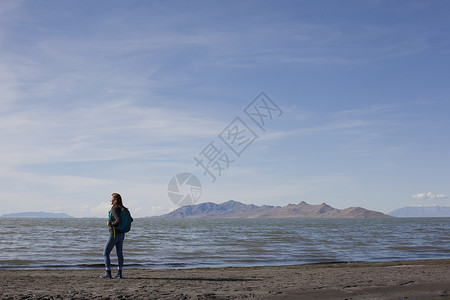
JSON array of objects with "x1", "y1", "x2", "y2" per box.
[{"x1": 158, "y1": 200, "x2": 392, "y2": 218}]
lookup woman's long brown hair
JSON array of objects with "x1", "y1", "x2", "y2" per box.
[{"x1": 111, "y1": 193, "x2": 126, "y2": 211}]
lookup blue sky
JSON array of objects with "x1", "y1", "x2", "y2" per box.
[{"x1": 1, "y1": 0, "x2": 449, "y2": 217}]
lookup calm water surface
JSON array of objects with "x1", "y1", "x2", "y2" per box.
[{"x1": 0, "y1": 218, "x2": 449, "y2": 269}]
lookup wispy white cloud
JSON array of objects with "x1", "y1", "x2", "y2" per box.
[
  {"x1": 212, "y1": 19, "x2": 429, "y2": 67},
  {"x1": 267, "y1": 104, "x2": 400, "y2": 142},
  {"x1": 0, "y1": 59, "x2": 24, "y2": 112},
  {"x1": 82, "y1": 201, "x2": 111, "y2": 217},
  {"x1": 0, "y1": 99, "x2": 224, "y2": 165},
  {"x1": 412, "y1": 192, "x2": 447, "y2": 201},
  {"x1": 1, "y1": 1, "x2": 449, "y2": 217},
  {"x1": 0, "y1": 0, "x2": 21, "y2": 16}
]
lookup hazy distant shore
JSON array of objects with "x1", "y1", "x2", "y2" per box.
[{"x1": 1, "y1": 259, "x2": 449, "y2": 299}]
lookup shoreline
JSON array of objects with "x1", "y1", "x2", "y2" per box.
[
  {"x1": 1, "y1": 259, "x2": 449, "y2": 299},
  {"x1": 0, "y1": 257, "x2": 449, "y2": 271}
]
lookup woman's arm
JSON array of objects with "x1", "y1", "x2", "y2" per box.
[{"x1": 110, "y1": 207, "x2": 121, "y2": 227}]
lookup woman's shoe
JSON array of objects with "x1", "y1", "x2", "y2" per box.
[
  {"x1": 113, "y1": 270, "x2": 122, "y2": 279},
  {"x1": 100, "y1": 270, "x2": 112, "y2": 278},
  {"x1": 113, "y1": 270, "x2": 122, "y2": 278}
]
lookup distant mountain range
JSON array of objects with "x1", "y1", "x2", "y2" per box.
[
  {"x1": 0, "y1": 212, "x2": 74, "y2": 218},
  {"x1": 156, "y1": 200, "x2": 391, "y2": 218},
  {"x1": 389, "y1": 206, "x2": 450, "y2": 217}
]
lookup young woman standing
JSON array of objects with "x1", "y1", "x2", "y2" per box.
[{"x1": 101, "y1": 193, "x2": 127, "y2": 278}]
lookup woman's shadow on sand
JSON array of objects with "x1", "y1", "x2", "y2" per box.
[{"x1": 123, "y1": 276, "x2": 261, "y2": 282}]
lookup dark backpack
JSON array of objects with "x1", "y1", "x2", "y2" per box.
[{"x1": 116, "y1": 208, "x2": 133, "y2": 233}]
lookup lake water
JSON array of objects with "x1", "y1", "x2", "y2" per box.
[{"x1": 0, "y1": 217, "x2": 449, "y2": 269}]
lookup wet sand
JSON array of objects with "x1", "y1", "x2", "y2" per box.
[{"x1": 1, "y1": 259, "x2": 449, "y2": 299}]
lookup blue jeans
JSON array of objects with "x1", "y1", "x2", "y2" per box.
[{"x1": 103, "y1": 232, "x2": 125, "y2": 271}]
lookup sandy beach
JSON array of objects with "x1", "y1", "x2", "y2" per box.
[{"x1": 1, "y1": 259, "x2": 449, "y2": 299}]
